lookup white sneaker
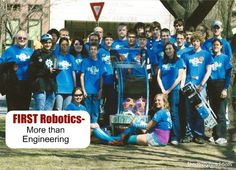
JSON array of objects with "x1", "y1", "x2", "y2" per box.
[
  {"x1": 215, "y1": 138, "x2": 227, "y2": 145},
  {"x1": 208, "y1": 137, "x2": 215, "y2": 143},
  {"x1": 171, "y1": 140, "x2": 179, "y2": 145}
]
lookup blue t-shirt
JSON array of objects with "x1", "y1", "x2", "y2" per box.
[
  {"x1": 74, "y1": 53, "x2": 86, "y2": 74},
  {"x1": 211, "y1": 53, "x2": 232, "y2": 80},
  {"x1": 56, "y1": 53, "x2": 76, "y2": 94},
  {"x1": 65, "y1": 102, "x2": 87, "y2": 111},
  {"x1": 159, "y1": 58, "x2": 185, "y2": 90},
  {"x1": 176, "y1": 46, "x2": 193, "y2": 58},
  {"x1": 81, "y1": 57, "x2": 105, "y2": 94},
  {"x1": 97, "y1": 48, "x2": 114, "y2": 85},
  {"x1": 111, "y1": 39, "x2": 128, "y2": 49},
  {"x1": 152, "y1": 108, "x2": 172, "y2": 130},
  {"x1": 202, "y1": 38, "x2": 232, "y2": 58},
  {"x1": 183, "y1": 49, "x2": 213, "y2": 85},
  {"x1": 0, "y1": 44, "x2": 33, "y2": 80}
]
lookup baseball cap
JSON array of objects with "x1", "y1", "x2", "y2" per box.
[
  {"x1": 41, "y1": 34, "x2": 52, "y2": 42},
  {"x1": 211, "y1": 20, "x2": 223, "y2": 28}
]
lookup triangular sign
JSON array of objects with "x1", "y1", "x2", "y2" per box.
[{"x1": 90, "y1": 2, "x2": 104, "y2": 21}]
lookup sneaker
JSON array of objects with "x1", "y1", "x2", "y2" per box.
[
  {"x1": 208, "y1": 137, "x2": 215, "y2": 143},
  {"x1": 194, "y1": 137, "x2": 205, "y2": 144},
  {"x1": 171, "y1": 140, "x2": 179, "y2": 145},
  {"x1": 215, "y1": 138, "x2": 227, "y2": 145},
  {"x1": 181, "y1": 136, "x2": 193, "y2": 143}
]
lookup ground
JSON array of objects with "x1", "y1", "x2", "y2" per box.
[{"x1": 0, "y1": 115, "x2": 235, "y2": 170}]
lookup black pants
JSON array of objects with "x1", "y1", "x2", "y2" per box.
[
  {"x1": 102, "y1": 84, "x2": 117, "y2": 126},
  {"x1": 207, "y1": 80, "x2": 227, "y2": 139},
  {"x1": 6, "y1": 80, "x2": 32, "y2": 111}
]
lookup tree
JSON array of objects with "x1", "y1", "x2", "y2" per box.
[
  {"x1": 0, "y1": 0, "x2": 50, "y2": 53},
  {"x1": 160, "y1": 0, "x2": 235, "y2": 38}
]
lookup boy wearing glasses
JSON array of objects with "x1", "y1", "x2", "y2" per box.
[{"x1": 0, "y1": 30, "x2": 33, "y2": 111}]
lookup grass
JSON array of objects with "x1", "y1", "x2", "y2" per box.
[{"x1": 0, "y1": 115, "x2": 235, "y2": 170}]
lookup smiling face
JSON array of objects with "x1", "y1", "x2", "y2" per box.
[
  {"x1": 73, "y1": 89, "x2": 84, "y2": 104},
  {"x1": 154, "y1": 95, "x2": 164, "y2": 109},
  {"x1": 164, "y1": 44, "x2": 175, "y2": 58},
  {"x1": 74, "y1": 40, "x2": 83, "y2": 52},
  {"x1": 42, "y1": 40, "x2": 52, "y2": 51},
  {"x1": 16, "y1": 30, "x2": 28, "y2": 48},
  {"x1": 212, "y1": 40, "x2": 222, "y2": 54}
]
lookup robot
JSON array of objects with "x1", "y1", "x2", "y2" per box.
[{"x1": 181, "y1": 82, "x2": 217, "y2": 128}]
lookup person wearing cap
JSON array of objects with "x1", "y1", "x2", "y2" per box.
[
  {"x1": 28, "y1": 34, "x2": 58, "y2": 110},
  {"x1": 0, "y1": 30, "x2": 33, "y2": 111},
  {"x1": 202, "y1": 20, "x2": 232, "y2": 58}
]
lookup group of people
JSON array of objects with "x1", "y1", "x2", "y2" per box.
[{"x1": 0, "y1": 18, "x2": 233, "y2": 147}]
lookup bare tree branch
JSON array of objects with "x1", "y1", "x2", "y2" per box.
[{"x1": 160, "y1": 0, "x2": 185, "y2": 18}]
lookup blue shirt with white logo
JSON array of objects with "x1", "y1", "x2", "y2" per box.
[
  {"x1": 97, "y1": 48, "x2": 114, "y2": 85},
  {"x1": 159, "y1": 58, "x2": 185, "y2": 90},
  {"x1": 183, "y1": 49, "x2": 213, "y2": 85},
  {"x1": 152, "y1": 109, "x2": 172, "y2": 130},
  {"x1": 210, "y1": 53, "x2": 232, "y2": 80},
  {"x1": 0, "y1": 44, "x2": 33, "y2": 80},
  {"x1": 81, "y1": 57, "x2": 105, "y2": 94},
  {"x1": 56, "y1": 53, "x2": 76, "y2": 94}
]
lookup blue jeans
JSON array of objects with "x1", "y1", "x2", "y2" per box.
[
  {"x1": 84, "y1": 94, "x2": 100, "y2": 123},
  {"x1": 33, "y1": 91, "x2": 55, "y2": 110},
  {"x1": 55, "y1": 94, "x2": 72, "y2": 110},
  {"x1": 169, "y1": 89, "x2": 180, "y2": 141},
  {"x1": 184, "y1": 88, "x2": 206, "y2": 137}
]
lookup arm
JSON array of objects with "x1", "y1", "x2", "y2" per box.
[
  {"x1": 221, "y1": 68, "x2": 232, "y2": 98},
  {"x1": 80, "y1": 73, "x2": 87, "y2": 97},
  {"x1": 197, "y1": 64, "x2": 212, "y2": 92},
  {"x1": 157, "y1": 69, "x2": 168, "y2": 94},
  {"x1": 97, "y1": 76, "x2": 103, "y2": 99},
  {"x1": 167, "y1": 68, "x2": 184, "y2": 93},
  {"x1": 146, "y1": 120, "x2": 157, "y2": 131},
  {"x1": 72, "y1": 70, "x2": 76, "y2": 87}
]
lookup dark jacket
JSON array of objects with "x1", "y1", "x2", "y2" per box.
[
  {"x1": 28, "y1": 49, "x2": 57, "y2": 93},
  {"x1": 0, "y1": 62, "x2": 19, "y2": 95}
]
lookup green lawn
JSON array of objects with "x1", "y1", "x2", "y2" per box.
[{"x1": 0, "y1": 115, "x2": 235, "y2": 170}]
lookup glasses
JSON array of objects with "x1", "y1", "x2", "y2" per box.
[
  {"x1": 74, "y1": 94, "x2": 83, "y2": 97},
  {"x1": 18, "y1": 37, "x2": 27, "y2": 41}
]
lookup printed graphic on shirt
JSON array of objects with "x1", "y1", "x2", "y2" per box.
[
  {"x1": 212, "y1": 62, "x2": 222, "y2": 71},
  {"x1": 87, "y1": 66, "x2": 99, "y2": 75},
  {"x1": 58, "y1": 60, "x2": 71, "y2": 70},
  {"x1": 16, "y1": 53, "x2": 30, "y2": 62},
  {"x1": 189, "y1": 56, "x2": 204, "y2": 66},
  {"x1": 45, "y1": 59, "x2": 53, "y2": 68}
]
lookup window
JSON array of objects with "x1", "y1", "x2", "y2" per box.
[
  {"x1": 7, "y1": 4, "x2": 21, "y2": 11},
  {"x1": 28, "y1": 20, "x2": 42, "y2": 40},
  {"x1": 28, "y1": 5, "x2": 43, "y2": 12},
  {"x1": 5, "y1": 20, "x2": 20, "y2": 45}
]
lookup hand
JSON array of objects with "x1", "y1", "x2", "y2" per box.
[
  {"x1": 161, "y1": 89, "x2": 169, "y2": 95},
  {"x1": 196, "y1": 85, "x2": 203, "y2": 92},
  {"x1": 83, "y1": 90, "x2": 87, "y2": 98},
  {"x1": 220, "y1": 89, "x2": 227, "y2": 98},
  {"x1": 90, "y1": 123, "x2": 99, "y2": 129}
]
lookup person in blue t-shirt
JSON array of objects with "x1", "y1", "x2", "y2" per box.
[
  {"x1": 147, "y1": 21, "x2": 162, "y2": 50},
  {"x1": 97, "y1": 33, "x2": 117, "y2": 127},
  {"x1": 202, "y1": 20, "x2": 232, "y2": 58},
  {"x1": 207, "y1": 39, "x2": 232, "y2": 145},
  {"x1": 181, "y1": 33, "x2": 213, "y2": 144},
  {"x1": 111, "y1": 23, "x2": 128, "y2": 49},
  {"x1": 175, "y1": 32, "x2": 193, "y2": 58},
  {"x1": 117, "y1": 93, "x2": 172, "y2": 146},
  {"x1": 55, "y1": 37, "x2": 76, "y2": 110},
  {"x1": 65, "y1": 87, "x2": 120, "y2": 145},
  {"x1": 85, "y1": 32, "x2": 101, "y2": 54},
  {"x1": 80, "y1": 43, "x2": 104, "y2": 123},
  {"x1": 69, "y1": 38, "x2": 88, "y2": 87},
  {"x1": 157, "y1": 43, "x2": 185, "y2": 145},
  {"x1": 0, "y1": 30, "x2": 33, "y2": 111}
]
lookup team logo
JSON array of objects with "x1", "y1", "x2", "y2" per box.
[
  {"x1": 58, "y1": 60, "x2": 71, "y2": 70},
  {"x1": 212, "y1": 62, "x2": 222, "y2": 71},
  {"x1": 189, "y1": 57, "x2": 203, "y2": 66},
  {"x1": 87, "y1": 66, "x2": 99, "y2": 75},
  {"x1": 102, "y1": 55, "x2": 111, "y2": 64},
  {"x1": 16, "y1": 53, "x2": 30, "y2": 62},
  {"x1": 76, "y1": 58, "x2": 83, "y2": 65},
  {"x1": 45, "y1": 59, "x2": 53, "y2": 68}
]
